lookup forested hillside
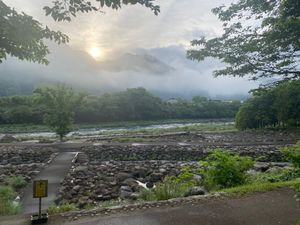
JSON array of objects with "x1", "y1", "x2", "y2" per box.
[{"x1": 0, "y1": 88, "x2": 241, "y2": 125}]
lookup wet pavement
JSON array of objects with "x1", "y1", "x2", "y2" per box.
[{"x1": 64, "y1": 188, "x2": 300, "y2": 225}]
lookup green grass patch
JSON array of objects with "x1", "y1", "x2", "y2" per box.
[
  {"x1": 99, "y1": 200, "x2": 122, "y2": 208},
  {"x1": 48, "y1": 203, "x2": 78, "y2": 215},
  {"x1": 220, "y1": 179, "x2": 300, "y2": 194}
]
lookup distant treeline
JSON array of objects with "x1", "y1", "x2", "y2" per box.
[
  {"x1": 0, "y1": 88, "x2": 241, "y2": 124},
  {"x1": 236, "y1": 80, "x2": 300, "y2": 130}
]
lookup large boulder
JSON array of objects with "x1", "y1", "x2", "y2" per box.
[{"x1": 184, "y1": 186, "x2": 206, "y2": 197}]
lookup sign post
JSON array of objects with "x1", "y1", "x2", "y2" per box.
[{"x1": 31, "y1": 180, "x2": 48, "y2": 224}]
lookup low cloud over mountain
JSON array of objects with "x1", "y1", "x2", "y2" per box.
[{"x1": 0, "y1": 44, "x2": 257, "y2": 99}]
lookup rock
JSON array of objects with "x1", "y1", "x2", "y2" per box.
[
  {"x1": 266, "y1": 166, "x2": 282, "y2": 173},
  {"x1": 148, "y1": 173, "x2": 163, "y2": 182},
  {"x1": 146, "y1": 182, "x2": 154, "y2": 189},
  {"x1": 184, "y1": 186, "x2": 206, "y2": 197},
  {"x1": 74, "y1": 166, "x2": 88, "y2": 173},
  {"x1": 116, "y1": 172, "x2": 133, "y2": 181},
  {"x1": 122, "y1": 178, "x2": 138, "y2": 188},
  {"x1": 0, "y1": 134, "x2": 17, "y2": 143},
  {"x1": 120, "y1": 186, "x2": 132, "y2": 192},
  {"x1": 158, "y1": 168, "x2": 167, "y2": 174},
  {"x1": 120, "y1": 186, "x2": 133, "y2": 199},
  {"x1": 192, "y1": 174, "x2": 203, "y2": 182},
  {"x1": 73, "y1": 185, "x2": 81, "y2": 191},
  {"x1": 253, "y1": 162, "x2": 270, "y2": 172}
]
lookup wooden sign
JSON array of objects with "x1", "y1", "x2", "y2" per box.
[{"x1": 33, "y1": 180, "x2": 48, "y2": 198}]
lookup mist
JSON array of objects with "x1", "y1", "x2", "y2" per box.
[{"x1": 0, "y1": 43, "x2": 257, "y2": 99}]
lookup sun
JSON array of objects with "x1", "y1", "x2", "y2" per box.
[{"x1": 89, "y1": 47, "x2": 102, "y2": 60}]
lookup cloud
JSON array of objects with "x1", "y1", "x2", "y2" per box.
[
  {"x1": 1, "y1": 0, "x2": 258, "y2": 99},
  {"x1": 0, "y1": 43, "x2": 258, "y2": 99}
]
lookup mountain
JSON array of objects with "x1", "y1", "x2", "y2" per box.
[
  {"x1": 0, "y1": 45, "x2": 256, "y2": 99},
  {"x1": 0, "y1": 46, "x2": 175, "y2": 96},
  {"x1": 99, "y1": 53, "x2": 174, "y2": 74}
]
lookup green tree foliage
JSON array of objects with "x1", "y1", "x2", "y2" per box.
[
  {"x1": 0, "y1": 88, "x2": 241, "y2": 125},
  {"x1": 34, "y1": 85, "x2": 85, "y2": 140},
  {"x1": 236, "y1": 80, "x2": 300, "y2": 130},
  {"x1": 0, "y1": 1, "x2": 68, "y2": 64},
  {"x1": 201, "y1": 150, "x2": 254, "y2": 189},
  {"x1": 0, "y1": 0, "x2": 159, "y2": 64},
  {"x1": 187, "y1": 0, "x2": 300, "y2": 81},
  {"x1": 44, "y1": 0, "x2": 160, "y2": 22}
]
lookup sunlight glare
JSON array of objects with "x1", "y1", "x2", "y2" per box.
[{"x1": 89, "y1": 47, "x2": 102, "y2": 60}]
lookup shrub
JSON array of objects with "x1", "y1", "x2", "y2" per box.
[
  {"x1": 6, "y1": 176, "x2": 27, "y2": 190},
  {"x1": 248, "y1": 168, "x2": 300, "y2": 184},
  {"x1": 294, "y1": 183, "x2": 300, "y2": 202},
  {"x1": 48, "y1": 203, "x2": 78, "y2": 215},
  {"x1": 201, "y1": 149, "x2": 254, "y2": 190},
  {"x1": 0, "y1": 186, "x2": 20, "y2": 216},
  {"x1": 281, "y1": 141, "x2": 300, "y2": 168},
  {"x1": 140, "y1": 166, "x2": 199, "y2": 201}
]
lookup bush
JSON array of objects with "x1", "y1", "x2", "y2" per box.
[
  {"x1": 140, "y1": 166, "x2": 199, "y2": 201},
  {"x1": 48, "y1": 203, "x2": 78, "y2": 215},
  {"x1": 0, "y1": 186, "x2": 20, "y2": 216},
  {"x1": 201, "y1": 149, "x2": 254, "y2": 190},
  {"x1": 248, "y1": 168, "x2": 300, "y2": 184},
  {"x1": 6, "y1": 176, "x2": 27, "y2": 190},
  {"x1": 281, "y1": 141, "x2": 300, "y2": 168}
]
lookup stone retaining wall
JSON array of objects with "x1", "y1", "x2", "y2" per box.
[
  {"x1": 58, "y1": 160, "x2": 199, "y2": 206},
  {"x1": 0, "y1": 146, "x2": 57, "y2": 165},
  {"x1": 83, "y1": 145, "x2": 284, "y2": 162},
  {"x1": 61, "y1": 192, "x2": 225, "y2": 221}
]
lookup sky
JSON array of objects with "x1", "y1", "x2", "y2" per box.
[{"x1": 1, "y1": 0, "x2": 258, "y2": 99}]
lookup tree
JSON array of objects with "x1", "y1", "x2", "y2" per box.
[
  {"x1": 0, "y1": 0, "x2": 159, "y2": 64},
  {"x1": 235, "y1": 80, "x2": 300, "y2": 130},
  {"x1": 187, "y1": 0, "x2": 300, "y2": 82},
  {"x1": 34, "y1": 85, "x2": 85, "y2": 141}
]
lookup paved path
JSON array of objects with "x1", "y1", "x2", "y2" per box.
[
  {"x1": 21, "y1": 152, "x2": 77, "y2": 214},
  {"x1": 64, "y1": 188, "x2": 300, "y2": 225}
]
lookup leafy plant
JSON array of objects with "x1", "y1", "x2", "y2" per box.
[
  {"x1": 140, "y1": 166, "x2": 199, "y2": 201},
  {"x1": 201, "y1": 149, "x2": 254, "y2": 190},
  {"x1": 6, "y1": 176, "x2": 26, "y2": 190},
  {"x1": 0, "y1": 186, "x2": 20, "y2": 216},
  {"x1": 248, "y1": 168, "x2": 300, "y2": 184},
  {"x1": 281, "y1": 141, "x2": 300, "y2": 168}
]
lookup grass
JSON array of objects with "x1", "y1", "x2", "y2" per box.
[
  {"x1": 0, "y1": 185, "x2": 20, "y2": 216},
  {"x1": 48, "y1": 203, "x2": 78, "y2": 215},
  {"x1": 99, "y1": 200, "x2": 122, "y2": 208},
  {"x1": 220, "y1": 179, "x2": 300, "y2": 194}
]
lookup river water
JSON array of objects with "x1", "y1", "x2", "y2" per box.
[{"x1": 10, "y1": 121, "x2": 234, "y2": 139}]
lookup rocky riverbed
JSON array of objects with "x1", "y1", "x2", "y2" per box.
[{"x1": 0, "y1": 146, "x2": 57, "y2": 186}]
